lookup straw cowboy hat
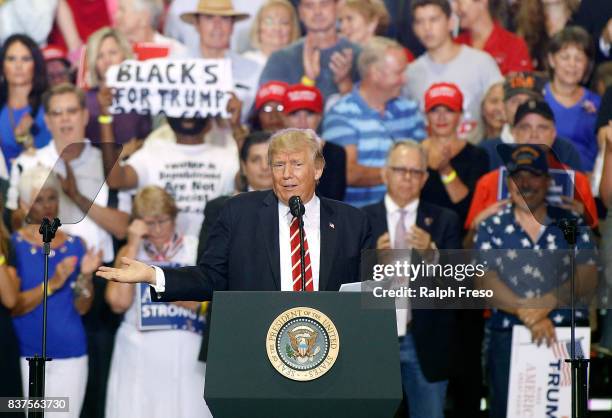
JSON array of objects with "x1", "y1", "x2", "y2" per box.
[{"x1": 180, "y1": 0, "x2": 250, "y2": 24}]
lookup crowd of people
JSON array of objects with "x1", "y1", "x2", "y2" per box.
[{"x1": 0, "y1": 0, "x2": 611, "y2": 417}]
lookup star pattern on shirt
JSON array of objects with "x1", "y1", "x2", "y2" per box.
[
  {"x1": 552, "y1": 313, "x2": 564, "y2": 324},
  {"x1": 521, "y1": 238, "x2": 531, "y2": 248},
  {"x1": 507, "y1": 249, "x2": 517, "y2": 260},
  {"x1": 505, "y1": 224, "x2": 515, "y2": 234}
]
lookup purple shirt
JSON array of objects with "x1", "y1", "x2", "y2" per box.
[{"x1": 85, "y1": 88, "x2": 152, "y2": 145}]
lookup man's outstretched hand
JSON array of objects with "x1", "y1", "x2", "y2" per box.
[{"x1": 96, "y1": 257, "x2": 156, "y2": 285}]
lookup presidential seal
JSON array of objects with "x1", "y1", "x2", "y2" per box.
[{"x1": 266, "y1": 307, "x2": 340, "y2": 381}]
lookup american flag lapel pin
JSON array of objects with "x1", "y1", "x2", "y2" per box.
[
  {"x1": 329, "y1": 222, "x2": 335, "y2": 229},
  {"x1": 425, "y1": 217, "x2": 433, "y2": 226}
]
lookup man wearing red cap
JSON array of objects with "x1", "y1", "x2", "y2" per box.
[
  {"x1": 252, "y1": 81, "x2": 289, "y2": 133},
  {"x1": 42, "y1": 45, "x2": 73, "y2": 87},
  {"x1": 283, "y1": 83, "x2": 347, "y2": 201},
  {"x1": 323, "y1": 37, "x2": 426, "y2": 208}
]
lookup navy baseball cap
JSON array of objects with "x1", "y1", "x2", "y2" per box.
[
  {"x1": 513, "y1": 99, "x2": 555, "y2": 126},
  {"x1": 497, "y1": 144, "x2": 549, "y2": 176}
]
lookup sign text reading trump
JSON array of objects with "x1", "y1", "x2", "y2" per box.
[{"x1": 106, "y1": 58, "x2": 233, "y2": 118}]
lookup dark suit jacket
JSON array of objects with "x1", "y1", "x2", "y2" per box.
[
  {"x1": 151, "y1": 190, "x2": 371, "y2": 302},
  {"x1": 362, "y1": 199, "x2": 461, "y2": 382}
]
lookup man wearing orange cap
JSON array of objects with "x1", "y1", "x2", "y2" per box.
[{"x1": 283, "y1": 83, "x2": 347, "y2": 201}]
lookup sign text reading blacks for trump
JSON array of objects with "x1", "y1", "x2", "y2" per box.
[{"x1": 106, "y1": 58, "x2": 233, "y2": 118}]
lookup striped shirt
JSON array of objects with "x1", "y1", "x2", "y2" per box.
[{"x1": 322, "y1": 87, "x2": 425, "y2": 207}]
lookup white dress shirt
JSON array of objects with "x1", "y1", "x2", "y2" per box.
[
  {"x1": 384, "y1": 194, "x2": 418, "y2": 336},
  {"x1": 152, "y1": 195, "x2": 322, "y2": 294},
  {"x1": 278, "y1": 196, "x2": 321, "y2": 291}
]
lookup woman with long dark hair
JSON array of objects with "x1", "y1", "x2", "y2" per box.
[{"x1": 0, "y1": 34, "x2": 52, "y2": 173}]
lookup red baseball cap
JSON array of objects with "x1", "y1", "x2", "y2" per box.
[
  {"x1": 424, "y1": 82, "x2": 464, "y2": 113},
  {"x1": 283, "y1": 84, "x2": 323, "y2": 114},
  {"x1": 42, "y1": 45, "x2": 69, "y2": 63},
  {"x1": 255, "y1": 81, "x2": 289, "y2": 110}
]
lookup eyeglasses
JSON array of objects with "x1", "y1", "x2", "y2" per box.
[
  {"x1": 388, "y1": 166, "x2": 426, "y2": 178},
  {"x1": 143, "y1": 217, "x2": 173, "y2": 229},
  {"x1": 261, "y1": 104, "x2": 284, "y2": 113},
  {"x1": 48, "y1": 107, "x2": 82, "y2": 118}
]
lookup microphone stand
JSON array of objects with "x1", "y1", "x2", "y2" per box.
[
  {"x1": 289, "y1": 196, "x2": 306, "y2": 291},
  {"x1": 298, "y1": 214, "x2": 306, "y2": 291},
  {"x1": 27, "y1": 217, "x2": 61, "y2": 418},
  {"x1": 558, "y1": 218, "x2": 589, "y2": 418}
]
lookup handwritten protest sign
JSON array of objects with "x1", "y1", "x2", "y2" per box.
[
  {"x1": 106, "y1": 58, "x2": 233, "y2": 118},
  {"x1": 507, "y1": 325, "x2": 590, "y2": 418}
]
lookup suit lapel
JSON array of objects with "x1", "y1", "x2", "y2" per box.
[
  {"x1": 319, "y1": 198, "x2": 337, "y2": 291},
  {"x1": 258, "y1": 191, "x2": 281, "y2": 290}
]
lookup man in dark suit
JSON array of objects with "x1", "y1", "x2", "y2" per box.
[
  {"x1": 362, "y1": 140, "x2": 460, "y2": 418},
  {"x1": 97, "y1": 128, "x2": 371, "y2": 302}
]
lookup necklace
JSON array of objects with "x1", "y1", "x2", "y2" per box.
[{"x1": 7, "y1": 106, "x2": 34, "y2": 149}]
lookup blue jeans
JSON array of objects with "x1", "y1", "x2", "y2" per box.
[
  {"x1": 486, "y1": 327, "x2": 513, "y2": 418},
  {"x1": 399, "y1": 332, "x2": 448, "y2": 418}
]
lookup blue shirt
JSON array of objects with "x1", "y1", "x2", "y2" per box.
[
  {"x1": 544, "y1": 83, "x2": 600, "y2": 172},
  {"x1": 11, "y1": 233, "x2": 87, "y2": 358},
  {"x1": 0, "y1": 105, "x2": 52, "y2": 173},
  {"x1": 322, "y1": 87, "x2": 426, "y2": 207},
  {"x1": 479, "y1": 137, "x2": 583, "y2": 171},
  {"x1": 474, "y1": 204, "x2": 597, "y2": 330},
  {"x1": 259, "y1": 37, "x2": 361, "y2": 102}
]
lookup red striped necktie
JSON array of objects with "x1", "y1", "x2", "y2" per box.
[{"x1": 289, "y1": 216, "x2": 314, "y2": 291}]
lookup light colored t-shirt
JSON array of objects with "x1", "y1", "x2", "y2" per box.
[
  {"x1": 401, "y1": 45, "x2": 503, "y2": 141},
  {"x1": 120, "y1": 140, "x2": 239, "y2": 238}
]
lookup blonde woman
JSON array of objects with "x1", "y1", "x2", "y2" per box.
[
  {"x1": 84, "y1": 27, "x2": 151, "y2": 147},
  {"x1": 242, "y1": 0, "x2": 300, "y2": 66},
  {"x1": 105, "y1": 186, "x2": 209, "y2": 418},
  {"x1": 338, "y1": 0, "x2": 390, "y2": 45}
]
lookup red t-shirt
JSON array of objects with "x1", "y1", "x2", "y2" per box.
[
  {"x1": 465, "y1": 156, "x2": 599, "y2": 230},
  {"x1": 455, "y1": 23, "x2": 533, "y2": 75},
  {"x1": 48, "y1": 0, "x2": 111, "y2": 52}
]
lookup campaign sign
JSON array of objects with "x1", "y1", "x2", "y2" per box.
[
  {"x1": 507, "y1": 325, "x2": 590, "y2": 418},
  {"x1": 137, "y1": 261, "x2": 206, "y2": 334}
]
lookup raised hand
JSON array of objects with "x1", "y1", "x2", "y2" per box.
[
  {"x1": 51, "y1": 256, "x2": 78, "y2": 290},
  {"x1": 127, "y1": 219, "x2": 148, "y2": 246},
  {"x1": 303, "y1": 38, "x2": 321, "y2": 81},
  {"x1": 97, "y1": 86, "x2": 114, "y2": 115},
  {"x1": 97, "y1": 257, "x2": 156, "y2": 285},
  {"x1": 81, "y1": 248, "x2": 103, "y2": 276},
  {"x1": 330, "y1": 48, "x2": 353, "y2": 88}
]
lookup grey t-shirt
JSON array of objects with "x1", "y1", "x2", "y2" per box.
[
  {"x1": 401, "y1": 45, "x2": 503, "y2": 140},
  {"x1": 259, "y1": 37, "x2": 361, "y2": 102}
]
